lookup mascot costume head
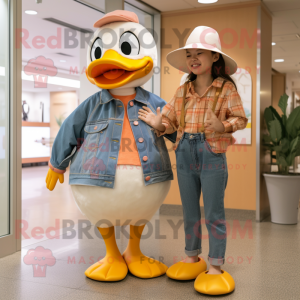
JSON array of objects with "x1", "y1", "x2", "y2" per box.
[{"x1": 86, "y1": 10, "x2": 156, "y2": 91}]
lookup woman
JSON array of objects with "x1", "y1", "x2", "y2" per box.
[{"x1": 138, "y1": 26, "x2": 248, "y2": 295}]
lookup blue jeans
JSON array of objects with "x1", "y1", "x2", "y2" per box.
[{"x1": 175, "y1": 132, "x2": 228, "y2": 266}]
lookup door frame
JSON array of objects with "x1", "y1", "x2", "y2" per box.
[{"x1": 0, "y1": 0, "x2": 22, "y2": 258}]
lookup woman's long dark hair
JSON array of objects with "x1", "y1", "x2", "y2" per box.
[{"x1": 182, "y1": 51, "x2": 237, "y2": 101}]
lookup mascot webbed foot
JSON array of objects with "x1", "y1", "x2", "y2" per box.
[
  {"x1": 194, "y1": 269, "x2": 235, "y2": 295},
  {"x1": 122, "y1": 250, "x2": 168, "y2": 278},
  {"x1": 122, "y1": 224, "x2": 168, "y2": 278},
  {"x1": 85, "y1": 255, "x2": 128, "y2": 282},
  {"x1": 86, "y1": 226, "x2": 128, "y2": 281},
  {"x1": 166, "y1": 257, "x2": 207, "y2": 280}
]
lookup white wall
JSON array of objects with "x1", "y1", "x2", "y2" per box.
[{"x1": 286, "y1": 74, "x2": 300, "y2": 116}]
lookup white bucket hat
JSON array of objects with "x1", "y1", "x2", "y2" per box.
[{"x1": 167, "y1": 26, "x2": 238, "y2": 75}]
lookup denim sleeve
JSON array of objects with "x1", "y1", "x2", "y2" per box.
[
  {"x1": 49, "y1": 96, "x2": 93, "y2": 171},
  {"x1": 152, "y1": 95, "x2": 178, "y2": 144}
]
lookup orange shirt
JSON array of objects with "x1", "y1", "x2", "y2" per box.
[{"x1": 109, "y1": 92, "x2": 141, "y2": 166}]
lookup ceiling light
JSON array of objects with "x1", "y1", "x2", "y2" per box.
[
  {"x1": 272, "y1": 42, "x2": 276, "y2": 46},
  {"x1": 198, "y1": 0, "x2": 218, "y2": 3},
  {"x1": 22, "y1": 72, "x2": 80, "y2": 88},
  {"x1": 60, "y1": 60, "x2": 66, "y2": 63},
  {"x1": 25, "y1": 10, "x2": 38, "y2": 15},
  {"x1": 274, "y1": 59, "x2": 284, "y2": 62}
]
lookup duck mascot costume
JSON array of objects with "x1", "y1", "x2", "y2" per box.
[{"x1": 45, "y1": 10, "x2": 177, "y2": 281}]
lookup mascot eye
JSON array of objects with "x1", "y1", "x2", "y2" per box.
[
  {"x1": 91, "y1": 37, "x2": 103, "y2": 61},
  {"x1": 119, "y1": 32, "x2": 139, "y2": 56}
]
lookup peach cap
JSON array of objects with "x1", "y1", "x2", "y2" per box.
[{"x1": 94, "y1": 10, "x2": 139, "y2": 28}]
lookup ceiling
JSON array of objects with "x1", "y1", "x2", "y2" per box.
[
  {"x1": 142, "y1": 0, "x2": 252, "y2": 11},
  {"x1": 142, "y1": 0, "x2": 300, "y2": 80},
  {"x1": 22, "y1": 0, "x2": 104, "y2": 92},
  {"x1": 22, "y1": 0, "x2": 300, "y2": 93}
]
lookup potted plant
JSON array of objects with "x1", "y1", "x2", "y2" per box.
[
  {"x1": 262, "y1": 93, "x2": 300, "y2": 224},
  {"x1": 55, "y1": 112, "x2": 67, "y2": 127}
]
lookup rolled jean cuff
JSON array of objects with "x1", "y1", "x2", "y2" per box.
[
  {"x1": 185, "y1": 247, "x2": 202, "y2": 256},
  {"x1": 208, "y1": 255, "x2": 225, "y2": 266}
]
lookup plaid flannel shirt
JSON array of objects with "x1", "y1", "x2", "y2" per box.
[{"x1": 154, "y1": 76, "x2": 248, "y2": 153}]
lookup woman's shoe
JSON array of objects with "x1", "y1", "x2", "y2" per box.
[
  {"x1": 166, "y1": 257, "x2": 207, "y2": 280},
  {"x1": 194, "y1": 269, "x2": 235, "y2": 295}
]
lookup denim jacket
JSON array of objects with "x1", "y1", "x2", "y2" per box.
[{"x1": 49, "y1": 87, "x2": 177, "y2": 188}]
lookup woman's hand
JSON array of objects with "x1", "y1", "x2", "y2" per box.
[
  {"x1": 138, "y1": 106, "x2": 166, "y2": 131},
  {"x1": 204, "y1": 107, "x2": 225, "y2": 133}
]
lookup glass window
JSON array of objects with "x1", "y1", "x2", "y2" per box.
[{"x1": 0, "y1": 0, "x2": 10, "y2": 237}]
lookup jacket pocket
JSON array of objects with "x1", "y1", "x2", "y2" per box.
[
  {"x1": 84, "y1": 121, "x2": 108, "y2": 134},
  {"x1": 83, "y1": 120, "x2": 109, "y2": 154}
]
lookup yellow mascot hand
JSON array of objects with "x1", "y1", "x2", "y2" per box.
[{"x1": 45, "y1": 168, "x2": 64, "y2": 191}]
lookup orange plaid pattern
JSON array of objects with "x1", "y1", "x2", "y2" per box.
[{"x1": 155, "y1": 76, "x2": 248, "y2": 153}]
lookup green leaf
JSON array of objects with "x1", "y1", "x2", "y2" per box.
[
  {"x1": 277, "y1": 156, "x2": 288, "y2": 166},
  {"x1": 269, "y1": 107, "x2": 285, "y2": 137},
  {"x1": 263, "y1": 134, "x2": 272, "y2": 144},
  {"x1": 55, "y1": 116, "x2": 61, "y2": 126},
  {"x1": 285, "y1": 153, "x2": 294, "y2": 166},
  {"x1": 280, "y1": 138, "x2": 289, "y2": 154},
  {"x1": 282, "y1": 114, "x2": 287, "y2": 127},
  {"x1": 273, "y1": 145, "x2": 282, "y2": 153},
  {"x1": 263, "y1": 144, "x2": 274, "y2": 150},
  {"x1": 278, "y1": 93, "x2": 289, "y2": 116},
  {"x1": 269, "y1": 119, "x2": 282, "y2": 143},
  {"x1": 286, "y1": 106, "x2": 300, "y2": 139},
  {"x1": 269, "y1": 106, "x2": 285, "y2": 138},
  {"x1": 55, "y1": 114, "x2": 66, "y2": 127},
  {"x1": 263, "y1": 107, "x2": 274, "y2": 133},
  {"x1": 290, "y1": 136, "x2": 300, "y2": 155},
  {"x1": 269, "y1": 106, "x2": 283, "y2": 122},
  {"x1": 295, "y1": 143, "x2": 300, "y2": 157}
]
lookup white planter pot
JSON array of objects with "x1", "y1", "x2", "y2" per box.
[{"x1": 263, "y1": 173, "x2": 300, "y2": 224}]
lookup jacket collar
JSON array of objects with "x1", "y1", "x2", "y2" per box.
[
  {"x1": 187, "y1": 76, "x2": 225, "y2": 96},
  {"x1": 101, "y1": 87, "x2": 148, "y2": 105}
]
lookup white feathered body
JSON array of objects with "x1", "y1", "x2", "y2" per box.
[{"x1": 71, "y1": 165, "x2": 170, "y2": 228}]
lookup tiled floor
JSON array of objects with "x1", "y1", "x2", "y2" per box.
[
  {"x1": 21, "y1": 166, "x2": 85, "y2": 247},
  {"x1": 0, "y1": 166, "x2": 299, "y2": 299}
]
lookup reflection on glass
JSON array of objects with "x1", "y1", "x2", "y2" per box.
[{"x1": 0, "y1": 0, "x2": 9, "y2": 237}]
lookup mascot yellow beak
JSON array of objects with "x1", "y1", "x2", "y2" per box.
[{"x1": 86, "y1": 49, "x2": 153, "y2": 89}]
